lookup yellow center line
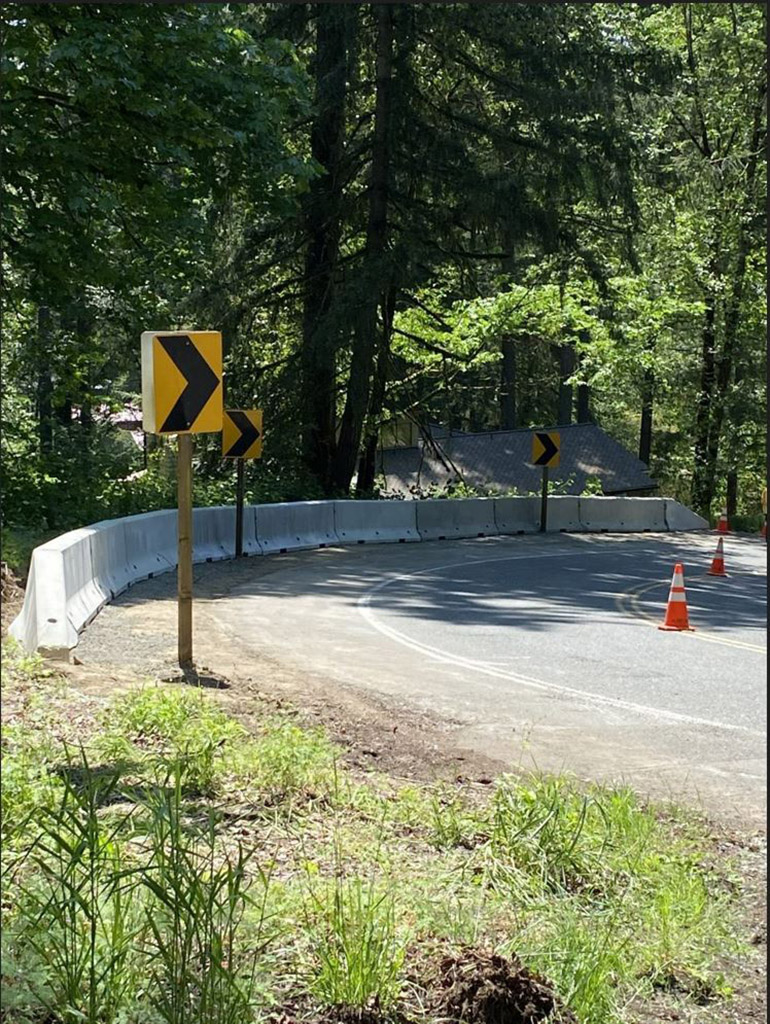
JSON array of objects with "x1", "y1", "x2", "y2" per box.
[{"x1": 616, "y1": 573, "x2": 767, "y2": 654}]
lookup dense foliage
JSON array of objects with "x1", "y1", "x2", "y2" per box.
[{"x1": 2, "y1": 3, "x2": 765, "y2": 536}]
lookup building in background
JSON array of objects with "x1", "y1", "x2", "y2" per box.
[{"x1": 377, "y1": 422, "x2": 656, "y2": 497}]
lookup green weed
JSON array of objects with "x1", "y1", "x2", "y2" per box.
[
  {"x1": 5, "y1": 751, "x2": 143, "y2": 1024},
  {"x1": 306, "y1": 872, "x2": 406, "y2": 1010},
  {"x1": 1, "y1": 723, "x2": 65, "y2": 846},
  {"x1": 94, "y1": 687, "x2": 245, "y2": 795},
  {"x1": 139, "y1": 765, "x2": 270, "y2": 1024},
  {"x1": 227, "y1": 716, "x2": 340, "y2": 808}
]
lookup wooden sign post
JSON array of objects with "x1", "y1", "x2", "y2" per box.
[
  {"x1": 177, "y1": 433, "x2": 194, "y2": 664},
  {"x1": 141, "y1": 330, "x2": 223, "y2": 668}
]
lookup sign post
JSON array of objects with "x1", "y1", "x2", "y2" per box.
[
  {"x1": 222, "y1": 408, "x2": 263, "y2": 557},
  {"x1": 539, "y1": 465, "x2": 550, "y2": 533},
  {"x1": 531, "y1": 431, "x2": 561, "y2": 532},
  {"x1": 141, "y1": 330, "x2": 223, "y2": 668},
  {"x1": 235, "y1": 460, "x2": 245, "y2": 558},
  {"x1": 177, "y1": 433, "x2": 193, "y2": 665}
]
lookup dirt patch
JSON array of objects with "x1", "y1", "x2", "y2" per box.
[
  {"x1": 418, "y1": 946, "x2": 577, "y2": 1024},
  {"x1": 271, "y1": 1008, "x2": 407, "y2": 1024},
  {"x1": 1, "y1": 562, "x2": 24, "y2": 631}
]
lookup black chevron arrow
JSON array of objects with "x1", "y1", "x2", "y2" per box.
[
  {"x1": 533, "y1": 432, "x2": 559, "y2": 466},
  {"x1": 225, "y1": 410, "x2": 261, "y2": 457},
  {"x1": 158, "y1": 334, "x2": 219, "y2": 433}
]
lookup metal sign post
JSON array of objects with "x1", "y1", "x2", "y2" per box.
[
  {"x1": 222, "y1": 408, "x2": 263, "y2": 558},
  {"x1": 235, "y1": 459, "x2": 245, "y2": 558},
  {"x1": 531, "y1": 430, "x2": 561, "y2": 533},
  {"x1": 539, "y1": 465, "x2": 549, "y2": 533}
]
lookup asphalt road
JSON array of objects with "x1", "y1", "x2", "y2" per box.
[{"x1": 79, "y1": 530, "x2": 767, "y2": 820}]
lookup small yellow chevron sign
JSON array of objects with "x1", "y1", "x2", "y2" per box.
[
  {"x1": 141, "y1": 331, "x2": 222, "y2": 434},
  {"x1": 223, "y1": 409, "x2": 263, "y2": 459},
  {"x1": 532, "y1": 431, "x2": 560, "y2": 468}
]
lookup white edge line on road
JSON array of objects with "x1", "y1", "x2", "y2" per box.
[{"x1": 356, "y1": 548, "x2": 767, "y2": 740}]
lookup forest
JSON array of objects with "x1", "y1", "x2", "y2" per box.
[{"x1": 2, "y1": 3, "x2": 766, "y2": 543}]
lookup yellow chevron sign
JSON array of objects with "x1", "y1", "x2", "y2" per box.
[
  {"x1": 141, "y1": 331, "x2": 222, "y2": 434},
  {"x1": 223, "y1": 409, "x2": 263, "y2": 459},
  {"x1": 531, "y1": 431, "x2": 560, "y2": 468}
]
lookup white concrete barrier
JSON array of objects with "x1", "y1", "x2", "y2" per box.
[
  {"x1": 9, "y1": 495, "x2": 709, "y2": 658},
  {"x1": 192, "y1": 505, "x2": 262, "y2": 560},
  {"x1": 664, "y1": 500, "x2": 709, "y2": 531},
  {"x1": 9, "y1": 528, "x2": 106, "y2": 659},
  {"x1": 494, "y1": 497, "x2": 540, "y2": 534},
  {"x1": 122, "y1": 510, "x2": 177, "y2": 580},
  {"x1": 545, "y1": 496, "x2": 581, "y2": 531},
  {"x1": 578, "y1": 497, "x2": 668, "y2": 532},
  {"x1": 416, "y1": 498, "x2": 498, "y2": 541},
  {"x1": 334, "y1": 500, "x2": 419, "y2": 544},
  {"x1": 255, "y1": 500, "x2": 339, "y2": 553},
  {"x1": 193, "y1": 506, "x2": 235, "y2": 562},
  {"x1": 238, "y1": 506, "x2": 262, "y2": 556},
  {"x1": 89, "y1": 518, "x2": 133, "y2": 598}
]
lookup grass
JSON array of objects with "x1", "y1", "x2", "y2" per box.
[{"x1": 0, "y1": 638, "x2": 751, "y2": 1024}]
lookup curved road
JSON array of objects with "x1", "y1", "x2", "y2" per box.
[{"x1": 80, "y1": 531, "x2": 767, "y2": 820}]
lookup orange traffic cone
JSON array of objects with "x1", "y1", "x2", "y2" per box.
[
  {"x1": 716, "y1": 513, "x2": 729, "y2": 534},
  {"x1": 658, "y1": 563, "x2": 695, "y2": 631},
  {"x1": 761, "y1": 520, "x2": 767, "y2": 540},
  {"x1": 707, "y1": 536, "x2": 727, "y2": 576}
]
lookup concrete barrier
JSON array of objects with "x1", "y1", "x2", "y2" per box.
[
  {"x1": 192, "y1": 505, "x2": 262, "y2": 560},
  {"x1": 334, "y1": 500, "x2": 419, "y2": 544},
  {"x1": 255, "y1": 500, "x2": 339, "y2": 553},
  {"x1": 494, "y1": 497, "x2": 540, "y2": 534},
  {"x1": 89, "y1": 518, "x2": 133, "y2": 598},
  {"x1": 10, "y1": 495, "x2": 710, "y2": 658},
  {"x1": 416, "y1": 498, "x2": 498, "y2": 541},
  {"x1": 122, "y1": 510, "x2": 177, "y2": 580},
  {"x1": 545, "y1": 496, "x2": 581, "y2": 531},
  {"x1": 238, "y1": 506, "x2": 262, "y2": 556},
  {"x1": 578, "y1": 496, "x2": 668, "y2": 532},
  {"x1": 9, "y1": 528, "x2": 106, "y2": 659},
  {"x1": 664, "y1": 500, "x2": 709, "y2": 531},
  {"x1": 193, "y1": 506, "x2": 235, "y2": 562}
]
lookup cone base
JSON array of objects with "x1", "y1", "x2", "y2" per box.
[
  {"x1": 658, "y1": 625, "x2": 695, "y2": 631},
  {"x1": 707, "y1": 568, "x2": 727, "y2": 576}
]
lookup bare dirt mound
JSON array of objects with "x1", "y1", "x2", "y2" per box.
[{"x1": 421, "y1": 946, "x2": 577, "y2": 1024}]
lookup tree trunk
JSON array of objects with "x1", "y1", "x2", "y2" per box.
[
  {"x1": 357, "y1": 286, "x2": 396, "y2": 495},
  {"x1": 698, "y1": 89, "x2": 764, "y2": 518},
  {"x1": 300, "y1": 5, "x2": 353, "y2": 491},
  {"x1": 36, "y1": 305, "x2": 53, "y2": 454},
  {"x1": 556, "y1": 343, "x2": 575, "y2": 425},
  {"x1": 577, "y1": 382, "x2": 592, "y2": 425},
  {"x1": 575, "y1": 334, "x2": 593, "y2": 425},
  {"x1": 331, "y1": 4, "x2": 393, "y2": 493},
  {"x1": 499, "y1": 335, "x2": 516, "y2": 429},
  {"x1": 690, "y1": 285, "x2": 717, "y2": 516},
  {"x1": 726, "y1": 469, "x2": 738, "y2": 519},
  {"x1": 638, "y1": 366, "x2": 654, "y2": 465}
]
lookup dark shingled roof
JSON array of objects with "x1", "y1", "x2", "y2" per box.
[{"x1": 377, "y1": 423, "x2": 656, "y2": 496}]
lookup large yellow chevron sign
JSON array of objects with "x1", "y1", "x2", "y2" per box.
[{"x1": 141, "y1": 331, "x2": 222, "y2": 434}]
